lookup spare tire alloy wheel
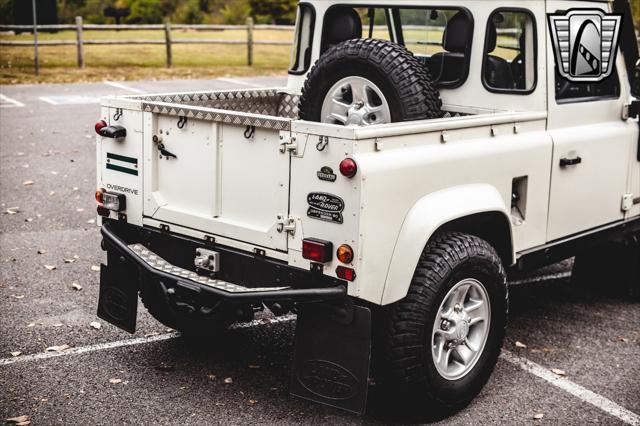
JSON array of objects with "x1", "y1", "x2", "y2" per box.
[
  {"x1": 321, "y1": 76, "x2": 391, "y2": 125},
  {"x1": 432, "y1": 278, "x2": 491, "y2": 380}
]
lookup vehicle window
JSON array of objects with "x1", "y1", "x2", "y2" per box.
[
  {"x1": 289, "y1": 4, "x2": 315, "y2": 75},
  {"x1": 321, "y1": 6, "x2": 390, "y2": 54},
  {"x1": 555, "y1": 64, "x2": 621, "y2": 103},
  {"x1": 483, "y1": 9, "x2": 537, "y2": 93},
  {"x1": 396, "y1": 8, "x2": 473, "y2": 88}
]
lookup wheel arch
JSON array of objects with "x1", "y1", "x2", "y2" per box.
[{"x1": 380, "y1": 184, "x2": 514, "y2": 305}]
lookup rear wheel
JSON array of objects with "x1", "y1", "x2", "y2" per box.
[{"x1": 375, "y1": 232, "x2": 508, "y2": 416}]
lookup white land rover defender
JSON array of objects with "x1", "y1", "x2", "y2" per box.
[{"x1": 94, "y1": 0, "x2": 640, "y2": 416}]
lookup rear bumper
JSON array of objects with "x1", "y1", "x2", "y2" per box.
[{"x1": 98, "y1": 221, "x2": 347, "y2": 332}]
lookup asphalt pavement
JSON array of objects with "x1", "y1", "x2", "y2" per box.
[{"x1": 0, "y1": 78, "x2": 638, "y2": 425}]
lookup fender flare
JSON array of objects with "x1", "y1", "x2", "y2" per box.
[{"x1": 380, "y1": 183, "x2": 514, "y2": 305}]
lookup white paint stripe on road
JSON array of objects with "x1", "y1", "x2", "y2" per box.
[
  {"x1": 509, "y1": 272, "x2": 572, "y2": 286},
  {"x1": 218, "y1": 77, "x2": 261, "y2": 87},
  {"x1": 0, "y1": 314, "x2": 296, "y2": 367},
  {"x1": 501, "y1": 350, "x2": 640, "y2": 425},
  {"x1": 0, "y1": 94, "x2": 25, "y2": 108},
  {"x1": 103, "y1": 80, "x2": 146, "y2": 94},
  {"x1": 38, "y1": 96, "x2": 60, "y2": 105}
]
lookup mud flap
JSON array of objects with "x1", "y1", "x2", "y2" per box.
[
  {"x1": 97, "y1": 260, "x2": 139, "y2": 334},
  {"x1": 290, "y1": 303, "x2": 371, "y2": 414}
]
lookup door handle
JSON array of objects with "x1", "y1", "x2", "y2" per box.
[{"x1": 560, "y1": 156, "x2": 582, "y2": 167}]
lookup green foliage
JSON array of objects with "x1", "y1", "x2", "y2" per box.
[
  {"x1": 220, "y1": 0, "x2": 250, "y2": 24},
  {"x1": 126, "y1": 0, "x2": 163, "y2": 23},
  {"x1": 249, "y1": 0, "x2": 296, "y2": 24},
  {"x1": 174, "y1": 0, "x2": 204, "y2": 24}
]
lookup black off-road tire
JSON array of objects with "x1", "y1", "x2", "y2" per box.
[
  {"x1": 299, "y1": 38, "x2": 442, "y2": 123},
  {"x1": 374, "y1": 232, "x2": 508, "y2": 418},
  {"x1": 572, "y1": 234, "x2": 640, "y2": 301},
  {"x1": 140, "y1": 282, "x2": 235, "y2": 337}
]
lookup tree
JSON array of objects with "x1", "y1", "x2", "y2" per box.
[{"x1": 249, "y1": 0, "x2": 296, "y2": 24}]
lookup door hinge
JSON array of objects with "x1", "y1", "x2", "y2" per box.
[
  {"x1": 279, "y1": 135, "x2": 298, "y2": 154},
  {"x1": 621, "y1": 194, "x2": 637, "y2": 212},
  {"x1": 276, "y1": 215, "x2": 296, "y2": 235}
]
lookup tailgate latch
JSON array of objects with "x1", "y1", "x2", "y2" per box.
[
  {"x1": 277, "y1": 215, "x2": 297, "y2": 235},
  {"x1": 279, "y1": 135, "x2": 298, "y2": 154}
]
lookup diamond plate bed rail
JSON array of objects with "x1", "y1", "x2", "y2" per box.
[
  {"x1": 138, "y1": 88, "x2": 300, "y2": 131},
  {"x1": 129, "y1": 243, "x2": 289, "y2": 293}
]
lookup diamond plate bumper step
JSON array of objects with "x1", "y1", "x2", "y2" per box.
[{"x1": 100, "y1": 223, "x2": 347, "y2": 303}]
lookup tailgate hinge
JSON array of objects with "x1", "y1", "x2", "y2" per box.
[
  {"x1": 621, "y1": 193, "x2": 638, "y2": 212},
  {"x1": 276, "y1": 215, "x2": 297, "y2": 235},
  {"x1": 279, "y1": 135, "x2": 298, "y2": 155}
]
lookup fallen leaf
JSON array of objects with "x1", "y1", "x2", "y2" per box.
[
  {"x1": 45, "y1": 344, "x2": 70, "y2": 352},
  {"x1": 63, "y1": 258, "x2": 75, "y2": 263},
  {"x1": 530, "y1": 349, "x2": 542, "y2": 353},
  {"x1": 6, "y1": 415, "x2": 29, "y2": 425},
  {"x1": 108, "y1": 378, "x2": 122, "y2": 384},
  {"x1": 52, "y1": 323, "x2": 63, "y2": 327},
  {"x1": 87, "y1": 219, "x2": 96, "y2": 224},
  {"x1": 619, "y1": 337, "x2": 629, "y2": 343},
  {"x1": 27, "y1": 323, "x2": 35, "y2": 327},
  {"x1": 551, "y1": 368, "x2": 566, "y2": 376},
  {"x1": 533, "y1": 413, "x2": 544, "y2": 420},
  {"x1": 51, "y1": 171, "x2": 58, "y2": 175},
  {"x1": 224, "y1": 377, "x2": 233, "y2": 384},
  {"x1": 248, "y1": 364, "x2": 260, "y2": 369},
  {"x1": 248, "y1": 399, "x2": 257, "y2": 404},
  {"x1": 12, "y1": 295, "x2": 24, "y2": 299},
  {"x1": 44, "y1": 265, "x2": 56, "y2": 271},
  {"x1": 25, "y1": 218, "x2": 33, "y2": 222},
  {"x1": 91, "y1": 265, "x2": 101, "y2": 272},
  {"x1": 10, "y1": 351, "x2": 22, "y2": 357},
  {"x1": 49, "y1": 191, "x2": 55, "y2": 196},
  {"x1": 22, "y1": 180, "x2": 34, "y2": 186},
  {"x1": 207, "y1": 374, "x2": 217, "y2": 380},
  {"x1": 5, "y1": 207, "x2": 19, "y2": 215},
  {"x1": 73, "y1": 187, "x2": 79, "y2": 191},
  {"x1": 37, "y1": 249, "x2": 46, "y2": 254},
  {"x1": 76, "y1": 208, "x2": 84, "y2": 212},
  {"x1": 71, "y1": 283, "x2": 83, "y2": 291},
  {"x1": 89, "y1": 321, "x2": 101, "y2": 330},
  {"x1": 515, "y1": 341, "x2": 527, "y2": 349}
]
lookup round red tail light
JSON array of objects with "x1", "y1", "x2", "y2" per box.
[
  {"x1": 95, "y1": 120, "x2": 107, "y2": 134},
  {"x1": 339, "y1": 158, "x2": 357, "y2": 178}
]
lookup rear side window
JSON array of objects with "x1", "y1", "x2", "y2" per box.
[
  {"x1": 289, "y1": 4, "x2": 315, "y2": 75},
  {"x1": 397, "y1": 8, "x2": 473, "y2": 88},
  {"x1": 483, "y1": 9, "x2": 537, "y2": 94}
]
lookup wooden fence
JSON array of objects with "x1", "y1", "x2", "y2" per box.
[{"x1": 0, "y1": 17, "x2": 294, "y2": 69}]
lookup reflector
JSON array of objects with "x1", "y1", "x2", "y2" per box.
[{"x1": 336, "y1": 266, "x2": 356, "y2": 281}]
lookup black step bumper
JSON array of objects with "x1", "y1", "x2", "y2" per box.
[{"x1": 98, "y1": 222, "x2": 347, "y2": 333}]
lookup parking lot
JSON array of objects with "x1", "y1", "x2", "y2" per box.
[{"x1": 1, "y1": 78, "x2": 639, "y2": 425}]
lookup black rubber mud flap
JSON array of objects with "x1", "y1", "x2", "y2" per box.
[
  {"x1": 97, "y1": 263, "x2": 139, "y2": 333},
  {"x1": 290, "y1": 304, "x2": 371, "y2": 414}
]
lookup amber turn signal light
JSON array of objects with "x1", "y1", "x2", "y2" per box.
[
  {"x1": 337, "y1": 244, "x2": 354, "y2": 264},
  {"x1": 95, "y1": 188, "x2": 104, "y2": 204}
]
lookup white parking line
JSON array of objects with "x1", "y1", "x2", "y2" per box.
[
  {"x1": 0, "y1": 314, "x2": 296, "y2": 367},
  {"x1": 501, "y1": 350, "x2": 640, "y2": 425},
  {"x1": 218, "y1": 77, "x2": 261, "y2": 87},
  {"x1": 509, "y1": 272, "x2": 572, "y2": 286},
  {"x1": 103, "y1": 80, "x2": 146, "y2": 94},
  {"x1": 0, "y1": 94, "x2": 25, "y2": 108},
  {"x1": 39, "y1": 96, "x2": 60, "y2": 105}
]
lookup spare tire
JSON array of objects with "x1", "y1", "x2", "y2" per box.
[{"x1": 299, "y1": 39, "x2": 442, "y2": 125}]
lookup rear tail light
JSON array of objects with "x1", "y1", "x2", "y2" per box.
[
  {"x1": 336, "y1": 244, "x2": 354, "y2": 264},
  {"x1": 95, "y1": 120, "x2": 107, "y2": 134},
  {"x1": 95, "y1": 188, "x2": 125, "y2": 212},
  {"x1": 302, "y1": 238, "x2": 333, "y2": 263},
  {"x1": 336, "y1": 266, "x2": 356, "y2": 281},
  {"x1": 339, "y1": 158, "x2": 357, "y2": 178},
  {"x1": 95, "y1": 188, "x2": 104, "y2": 204}
]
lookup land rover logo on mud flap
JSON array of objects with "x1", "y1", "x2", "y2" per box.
[
  {"x1": 548, "y1": 9, "x2": 622, "y2": 82},
  {"x1": 296, "y1": 359, "x2": 359, "y2": 400},
  {"x1": 317, "y1": 166, "x2": 337, "y2": 182},
  {"x1": 307, "y1": 192, "x2": 344, "y2": 224}
]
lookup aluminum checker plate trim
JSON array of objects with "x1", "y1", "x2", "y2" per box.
[{"x1": 129, "y1": 243, "x2": 289, "y2": 293}]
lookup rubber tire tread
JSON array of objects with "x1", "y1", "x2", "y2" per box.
[
  {"x1": 299, "y1": 38, "x2": 442, "y2": 123},
  {"x1": 376, "y1": 232, "x2": 508, "y2": 416}
]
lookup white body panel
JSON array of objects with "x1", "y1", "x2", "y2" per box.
[{"x1": 97, "y1": 0, "x2": 639, "y2": 306}]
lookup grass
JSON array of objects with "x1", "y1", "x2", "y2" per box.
[
  {"x1": 0, "y1": 29, "x2": 293, "y2": 84},
  {"x1": 0, "y1": 27, "x2": 517, "y2": 85}
]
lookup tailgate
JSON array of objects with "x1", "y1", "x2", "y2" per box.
[{"x1": 142, "y1": 113, "x2": 291, "y2": 251}]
